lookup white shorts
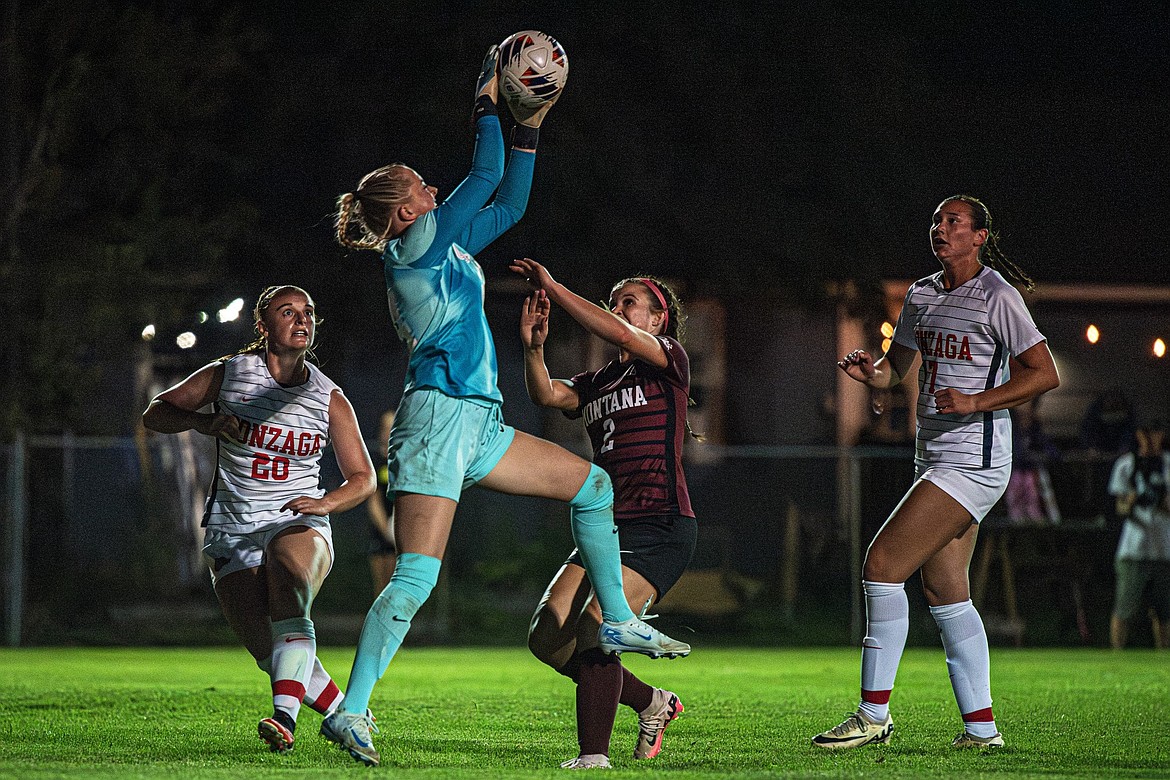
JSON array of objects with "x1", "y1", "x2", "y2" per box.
[
  {"x1": 201, "y1": 515, "x2": 334, "y2": 584},
  {"x1": 915, "y1": 462, "x2": 1011, "y2": 523}
]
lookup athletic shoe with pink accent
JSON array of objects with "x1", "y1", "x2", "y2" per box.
[
  {"x1": 634, "y1": 689, "x2": 683, "y2": 759},
  {"x1": 258, "y1": 717, "x2": 294, "y2": 754}
]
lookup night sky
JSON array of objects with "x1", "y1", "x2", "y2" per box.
[
  {"x1": 228, "y1": 2, "x2": 1169, "y2": 296},
  {"x1": 9, "y1": 1, "x2": 1167, "y2": 437}
]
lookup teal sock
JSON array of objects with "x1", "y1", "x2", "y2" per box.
[
  {"x1": 341, "y1": 552, "x2": 441, "y2": 713},
  {"x1": 569, "y1": 465, "x2": 634, "y2": 623}
]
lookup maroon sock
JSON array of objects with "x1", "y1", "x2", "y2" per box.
[
  {"x1": 618, "y1": 667, "x2": 654, "y2": 713},
  {"x1": 575, "y1": 648, "x2": 623, "y2": 756},
  {"x1": 560, "y1": 653, "x2": 582, "y2": 683}
]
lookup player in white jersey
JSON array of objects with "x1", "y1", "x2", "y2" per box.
[
  {"x1": 813, "y1": 196, "x2": 1059, "y2": 751},
  {"x1": 142, "y1": 285, "x2": 376, "y2": 755}
]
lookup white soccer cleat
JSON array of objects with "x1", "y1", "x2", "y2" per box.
[
  {"x1": 952, "y1": 730, "x2": 1004, "y2": 749},
  {"x1": 811, "y1": 710, "x2": 894, "y2": 750},
  {"x1": 560, "y1": 753, "x2": 611, "y2": 769},
  {"x1": 598, "y1": 617, "x2": 690, "y2": 659},
  {"x1": 320, "y1": 708, "x2": 380, "y2": 767},
  {"x1": 634, "y1": 688, "x2": 683, "y2": 759}
]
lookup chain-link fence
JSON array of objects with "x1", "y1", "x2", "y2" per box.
[{"x1": 2, "y1": 435, "x2": 1122, "y2": 649}]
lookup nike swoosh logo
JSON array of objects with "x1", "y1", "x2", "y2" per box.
[
  {"x1": 391, "y1": 615, "x2": 409, "y2": 623},
  {"x1": 284, "y1": 635, "x2": 310, "y2": 643},
  {"x1": 241, "y1": 395, "x2": 255, "y2": 402},
  {"x1": 633, "y1": 631, "x2": 654, "y2": 641}
]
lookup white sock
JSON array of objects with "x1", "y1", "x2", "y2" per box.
[
  {"x1": 858, "y1": 580, "x2": 908, "y2": 723},
  {"x1": 303, "y1": 656, "x2": 344, "y2": 715},
  {"x1": 270, "y1": 617, "x2": 316, "y2": 722},
  {"x1": 930, "y1": 600, "x2": 997, "y2": 738}
]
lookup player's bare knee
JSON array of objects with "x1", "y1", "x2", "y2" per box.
[
  {"x1": 527, "y1": 608, "x2": 554, "y2": 658},
  {"x1": 862, "y1": 550, "x2": 898, "y2": 583},
  {"x1": 922, "y1": 579, "x2": 970, "y2": 605},
  {"x1": 528, "y1": 607, "x2": 573, "y2": 665}
]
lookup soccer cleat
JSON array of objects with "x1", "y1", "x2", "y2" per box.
[
  {"x1": 598, "y1": 617, "x2": 690, "y2": 659},
  {"x1": 560, "y1": 753, "x2": 612, "y2": 769},
  {"x1": 635, "y1": 689, "x2": 683, "y2": 759},
  {"x1": 320, "y1": 708, "x2": 380, "y2": 767},
  {"x1": 811, "y1": 710, "x2": 894, "y2": 750},
  {"x1": 257, "y1": 717, "x2": 294, "y2": 754},
  {"x1": 952, "y1": 730, "x2": 1004, "y2": 749}
]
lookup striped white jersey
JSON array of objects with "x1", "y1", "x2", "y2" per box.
[
  {"x1": 892, "y1": 266, "x2": 1046, "y2": 469},
  {"x1": 203, "y1": 352, "x2": 341, "y2": 532}
]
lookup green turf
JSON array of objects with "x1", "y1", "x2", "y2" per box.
[{"x1": 0, "y1": 646, "x2": 1166, "y2": 778}]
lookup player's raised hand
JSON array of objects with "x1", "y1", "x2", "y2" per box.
[
  {"x1": 506, "y1": 90, "x2": 560, "y2": 129},
  {"x1": 472, "y1": 45, "x2": 500, "y2": 122},
  {"x1": 837, "y1": 349, "x2": 876, "y2": 384},
  {"x1": 520, "y1": 289, "x2": 551, "y2": 349},
  {"x1": 510, "y1": 257, "x2": 558, "y2": 292}
]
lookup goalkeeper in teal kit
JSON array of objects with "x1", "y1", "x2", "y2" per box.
[{"x1": 322, "y1": 45, "x2": 689, "y2": 767}]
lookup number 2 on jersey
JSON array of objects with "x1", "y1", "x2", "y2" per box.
[{"x1": 599, "y1": 418, "x2": 615, "y2": 454}]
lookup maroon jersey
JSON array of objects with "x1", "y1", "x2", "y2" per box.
[{"x1": 567, "y1": 336, "x2": 694, "y2": 520}]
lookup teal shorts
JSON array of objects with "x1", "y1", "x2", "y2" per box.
[{"x1": 387, "y1": 389, "x2": 516, "y2": 501}]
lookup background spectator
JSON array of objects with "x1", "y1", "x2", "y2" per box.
[
  {"x1": 1005, "y1": 398, "x2": 1062, "y2": 525},
  {"x1": 1107, "y1": 420, "x2": 1170, "y2": 649}
]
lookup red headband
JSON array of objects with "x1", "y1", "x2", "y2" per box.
[{"x1": 638, "y1": 278, "x2": 669, "y2": 330}]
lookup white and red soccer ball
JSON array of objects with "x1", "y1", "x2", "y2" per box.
[{"x1": 498, "y1": 30, "x2": 568, "y2": 110}]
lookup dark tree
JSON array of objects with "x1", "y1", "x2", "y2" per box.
[{"x1": 1, "y1": 1, "x2": 266, "y2": 435}]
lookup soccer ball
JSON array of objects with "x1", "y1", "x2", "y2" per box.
[{"x1": 498, "y1": 30, "x2": 568, "y2": 110}]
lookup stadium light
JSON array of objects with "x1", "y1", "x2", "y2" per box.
[
  {"x1": 1155, "y1": 338, "x2": 1166, "y2": 358},
  {"x1": 1085, "y1": 324, "x2": 1100, "y2": 344},
  {"x1": 880, "y1": 321, "x2": 894, "y2": 338},
  {"x1": 140, "y1": 324, "x2": 156, "y2": 341},
  {"x1": 176, "y1": 332, "x2": 197, "y2": 349},
  {"x1": 216, "y1": 297, "x2": 245, "y2": 323}
]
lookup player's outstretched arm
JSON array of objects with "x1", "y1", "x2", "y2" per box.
[
  {"x1": 838, "y1": 342, "x2": 916, "y2": 390},
  {"x1": 511, "y1": 257, "x2": 667, "y2": 368},
  {"x1": 519, "y1": 289, "x2": 577, "y2": 410},
  {"x1": 471, "y1": 44, "x2": 500, "y2": 123}
]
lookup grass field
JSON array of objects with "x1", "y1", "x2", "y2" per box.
[{"x1": 0, "y1": 646, "x2": 1167, "y2": 778}]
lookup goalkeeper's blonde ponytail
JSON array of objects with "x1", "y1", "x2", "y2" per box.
[{"x1": 334, "y1": 163, "x2": 417, "y2": 253}]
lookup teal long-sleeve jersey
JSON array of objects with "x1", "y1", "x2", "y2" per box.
[{"x1": 381, "y1": 115, "x2": 534, "y2": 403}]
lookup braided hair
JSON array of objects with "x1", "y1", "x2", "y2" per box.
[
  {"x1": 335, "y1": 164, "x2": 416, "y2": 253},
  {"x1": 942, "y1": 194, "x2": 1037, "y2": 291}
]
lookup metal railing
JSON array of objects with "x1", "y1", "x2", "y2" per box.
[{"x1": 2, "y1": 434, "x2": 1117, "y2": 647}]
